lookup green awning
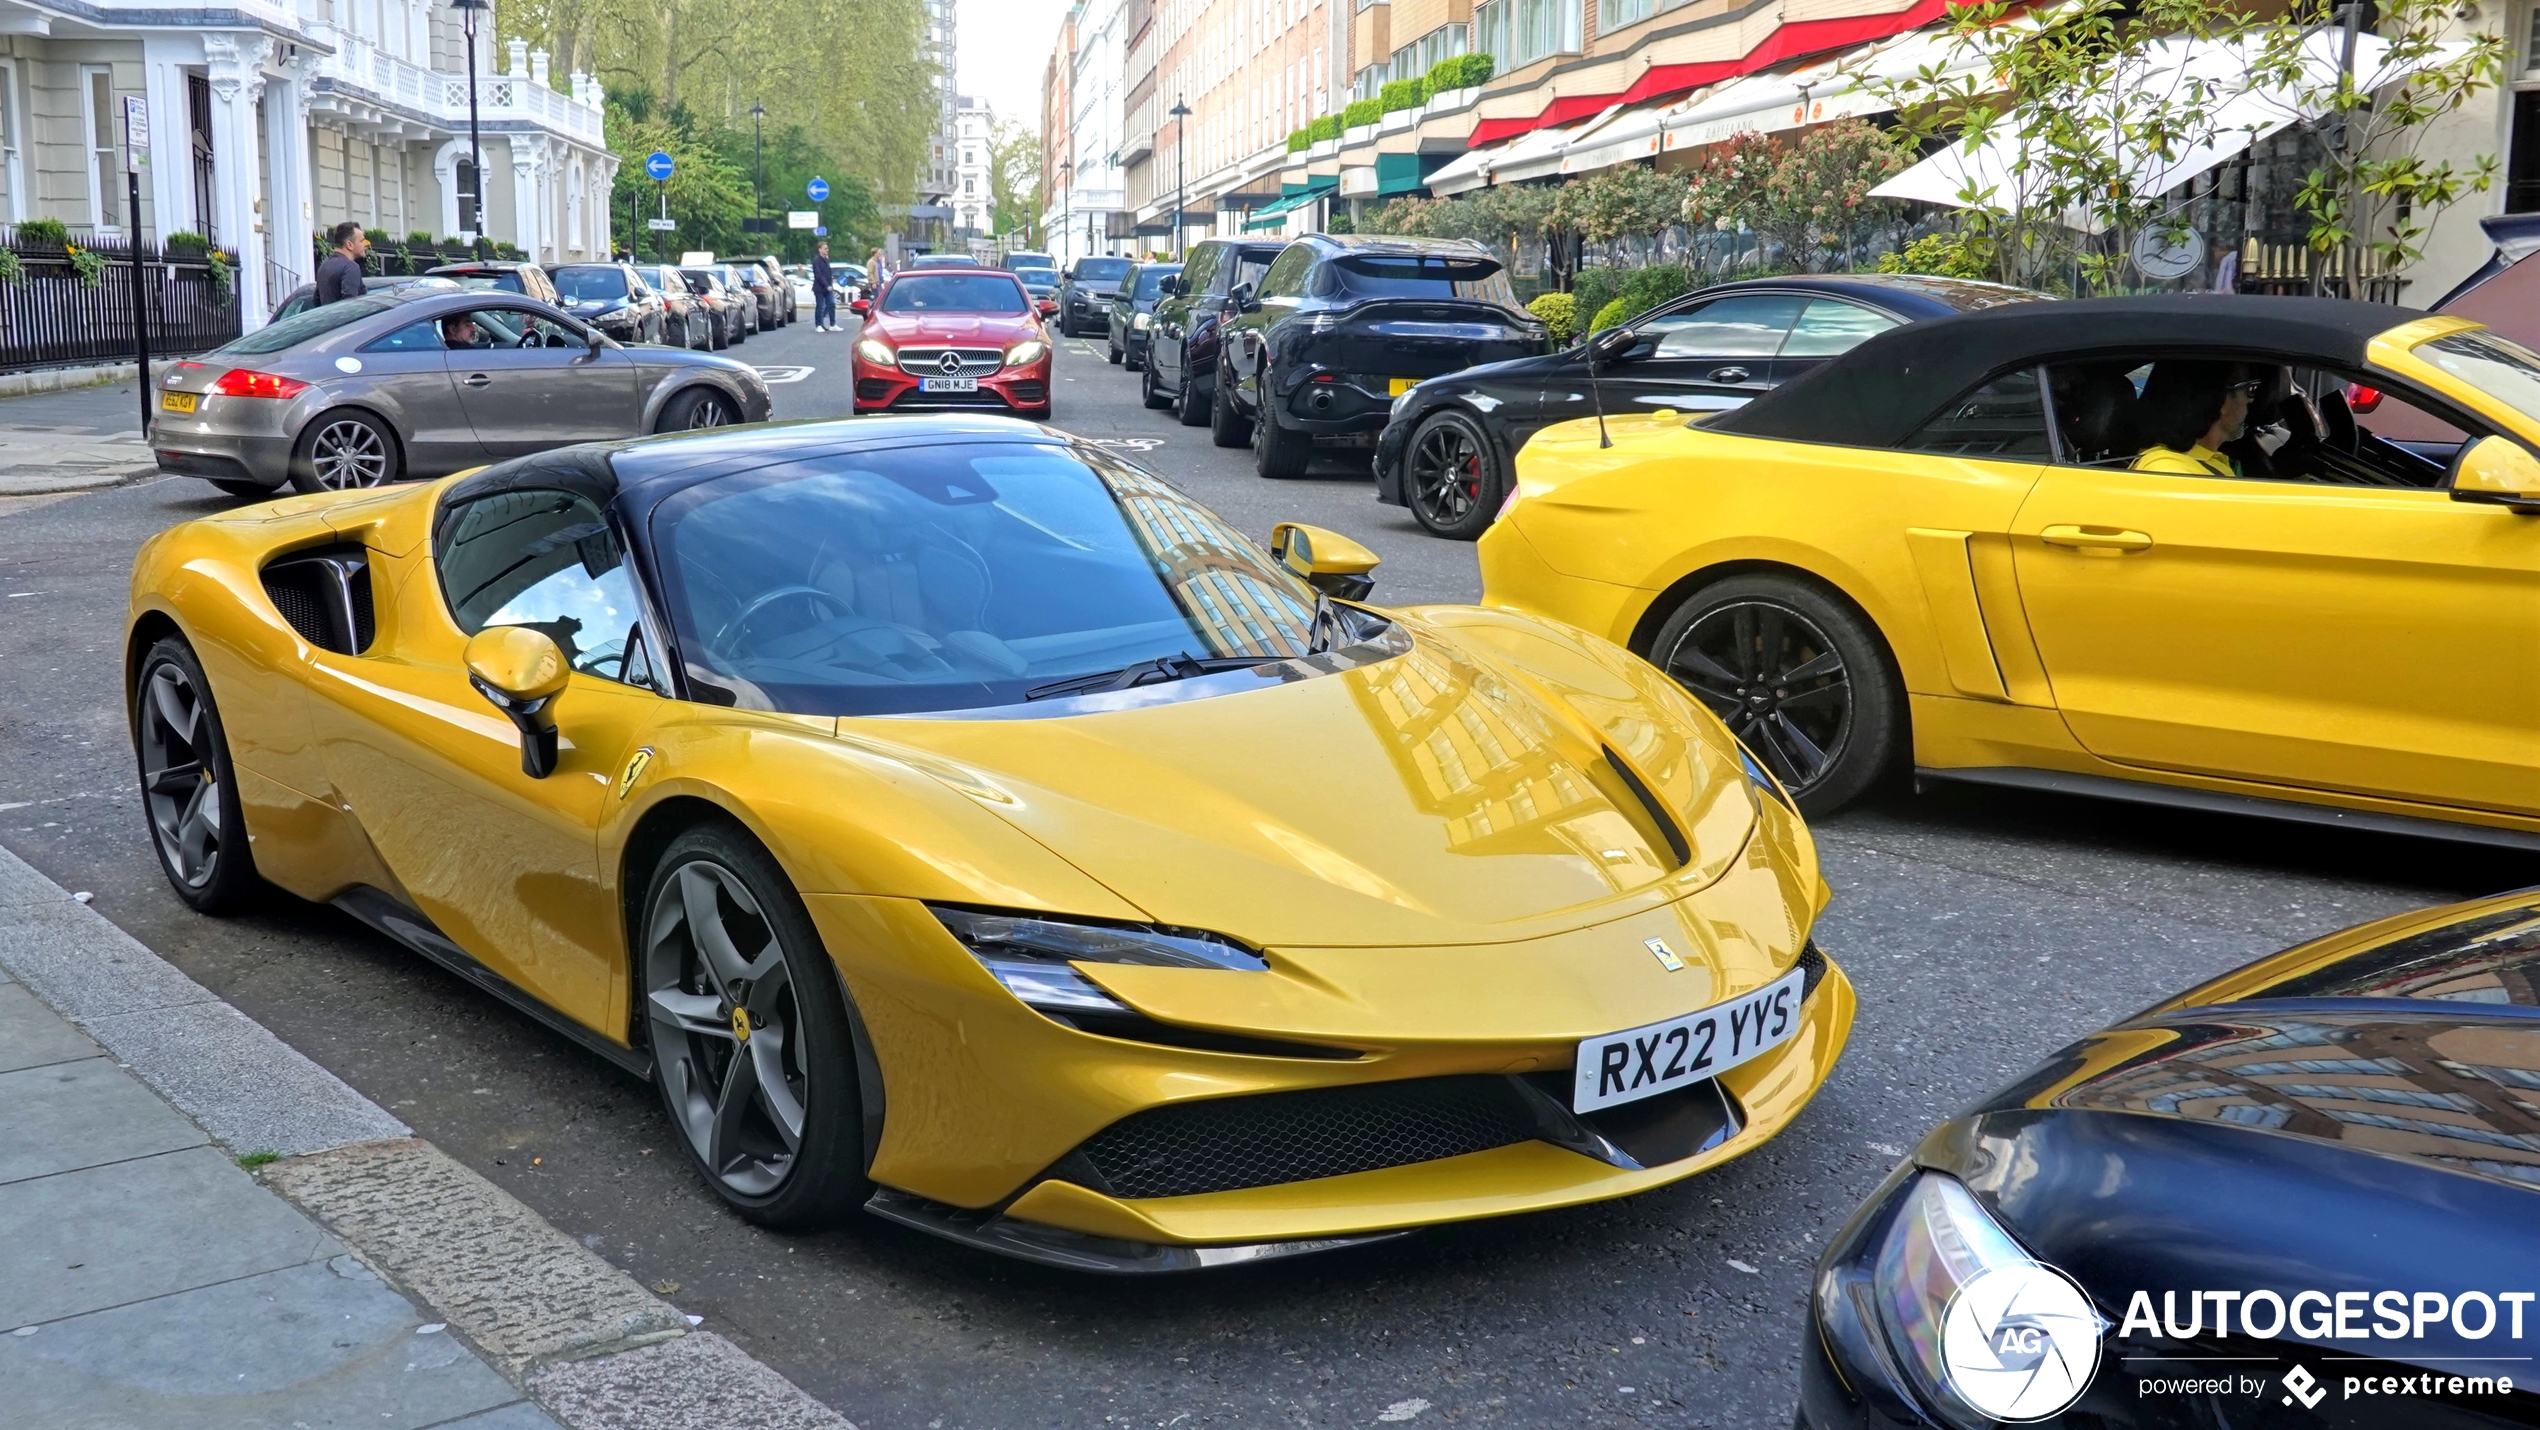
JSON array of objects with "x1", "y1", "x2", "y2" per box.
[
  {"x1": 1244, "y1": 190, "x2": 1320, "y2": 230},
  {"x1": 1374, "y1": 153, "x2": 1429, "y2": 196},
  {"x1": 1281, "y1": 175, "x2": 1339, "y2": 199}
]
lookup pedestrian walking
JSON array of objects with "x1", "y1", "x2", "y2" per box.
[
  {"x1": 811, "y1": 240, "x2": 838, "y2": 331},
  {"x1": 313, "y1": 222, "x2": 369, "y2": 306}
]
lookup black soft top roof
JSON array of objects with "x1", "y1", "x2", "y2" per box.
[{"x1": 1709, "y1": 294, "x2": 2425, "y2": 448}]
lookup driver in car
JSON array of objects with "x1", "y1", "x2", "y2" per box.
[
  {"x1": 2133, "y1": 361, "x2": 2263, "y2": 478},
  {"x1": 439, "y1": 313, "x2": 489, "y2": 350}
]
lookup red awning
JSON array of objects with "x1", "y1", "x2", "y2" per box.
[{"x1": 1466, "y1": 0, "x2": 1956, "y2": 148}]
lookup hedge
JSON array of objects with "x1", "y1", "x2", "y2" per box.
[
  {"x1": 1309, "y1": 114, "x2": 1342, "y2": 142},
  {"x1": 1423, "y1": 53, "x2": 1494, "y2": 96},
  {"x1": 1342, "y1": 97, "x2": 1382, "y2": 129},
  {"x1": 1527, "y1": 291, "x2": 1577, "y2": 344},
  {"x1": 1287, "y1": 128, "x2": 1312, "y2": 153},
  {"x1": 1379, "y1": 78, "x2": 1424, "y2": 113}
]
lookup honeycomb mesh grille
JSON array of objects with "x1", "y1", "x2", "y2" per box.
[
  {"x1": 261, "y1": 569, "x2": 332, "y2": 648},
  {"x1": 1077, "y1": 1076, "x2": 1540, "y2": 1200}
]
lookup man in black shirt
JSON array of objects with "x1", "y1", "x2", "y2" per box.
[
  {"x1": 313, "y1": 222, "x2": 369, "y2": 306},
  {"x1": 811, "y1": 240, "x2": 837, "y2": 332}
]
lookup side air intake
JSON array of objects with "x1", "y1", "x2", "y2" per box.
[{"x1": 260, "y1": 544, "x2": 375, "y2": 655}]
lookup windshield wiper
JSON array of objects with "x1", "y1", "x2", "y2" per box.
[{"x1": 1023, "y1": 652, "x2": 1267, "y2": 702}]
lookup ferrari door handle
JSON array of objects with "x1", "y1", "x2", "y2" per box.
[
  {"x1": 1708, "y1": 366, "x2": 1751, "y2": 384},
  {"x1": 2040, "y1": 524, "x2": 2153, "y2": 553},
  {"x1": 461, "y1": 373, "x2": 491, "y2": 387}
]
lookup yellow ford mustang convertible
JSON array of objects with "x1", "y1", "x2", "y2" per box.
[
  {"x1": 125, "y1": 415, "x2": 1852, "y2": 1271},
  {"x1": 1481, "y1": 296, "x2": 2540, "y2": 842}
]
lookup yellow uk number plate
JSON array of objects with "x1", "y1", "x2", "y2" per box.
[
  {"x1": 1388, "y1": 378, "x2": 1416, "y2": 397},
  {"x1": 160, "y1": 391, "x2": 198, "y2": 414}
]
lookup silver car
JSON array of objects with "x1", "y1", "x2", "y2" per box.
[{"x1": 149, "y1": 287, "x2": 773, "y2": 497}]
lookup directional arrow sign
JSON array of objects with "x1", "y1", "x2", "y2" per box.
[
  {"x1": 807, "y1": 176, "x2": 829, "y2": 202},
  {"x1": 644, "y1": 150, "x2": 674, "y2": 181}
]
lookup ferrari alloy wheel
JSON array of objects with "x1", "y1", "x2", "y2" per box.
[
  {"x1": 643, "y1": 825, "x2": 868, "y2": 1228},
  {"x1": 133, "y1": 636, "x2": 258, "y2": 912},
  {"x1": 1649, "y1": 575, "x2": 1901, "y2": 816},
  {"x1": 292, "y1": 411, "x2": 399, "y2": 494},
  {"x1": 1405, "y1": 410, "x2": 1503, "y2": 540}
]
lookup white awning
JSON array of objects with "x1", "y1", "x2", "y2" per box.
[
  {"x1": 1872, "y1": 30, "x2": 2468, "y2": 225},
  {"x1": 1425, "y1": 144, "x2": 1494, "y2": 196},
  {"x1": 1427, "y1": 115, "x2": 1603, "y2": 194}
]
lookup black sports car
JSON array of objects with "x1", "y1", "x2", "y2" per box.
[
  {"x1": 1805, "y1": 891, "x2": 2540, "y2": 1429},
  {"x1": 1106, "y1": 261, "x2": 1180, "y2": 370},
  {"x1": 1377, "y1": 273, "x2": 2047, "y2": 538},
  {"x1": 1055, "y1": 255, "x2": 1134, "y2": 337},
  {"x1": 1214, "y1": 235, "x2": 1551, "y2": 481}
]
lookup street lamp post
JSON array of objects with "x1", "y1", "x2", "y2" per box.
[
  {"x1": 1168, "y1": 98, "x2": 1190, "y2": 260},
  {"x1": 749, "y1": 101, "x2": 767, "y2": 213},
  {"x1": 451, "y1": 0, "x2": 488, "y2": 247}
]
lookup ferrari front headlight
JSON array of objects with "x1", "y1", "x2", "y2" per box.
[
  {"x1": 932, "y1": 907, "x2": 1266, "y2": 1016},
  {"x1": 856, "y1": 337, "x2": 896, "y2": 366},
  {"x1": 1004, "y1": 340, "x2": 1048, "y2": 367}
]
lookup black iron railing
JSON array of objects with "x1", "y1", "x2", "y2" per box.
[{"x1": 0, "y1": 230, "x2": 242, "y2": 372}]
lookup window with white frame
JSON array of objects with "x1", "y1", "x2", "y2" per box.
[
  {"x1": 1474, "y1": 0, "x2": 1581, "y2": 73},
  {"x1": 83, "y1": 68, "x2": 121, "y2": 231},
  {"x1": 0, "y1": 66, "x2": 19, "y2": 223}
]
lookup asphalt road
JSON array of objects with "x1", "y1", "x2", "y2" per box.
[{"x1": 1, "y1": 316, "x2": 2530, "y2": 1430}]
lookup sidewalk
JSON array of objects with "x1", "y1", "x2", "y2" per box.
[
  {"x1": 0, "y1": 844, "x2": 852, "y2": 1429},
  {"x1": 0, "y1": 380, "x2": 157, "y2": 496}
]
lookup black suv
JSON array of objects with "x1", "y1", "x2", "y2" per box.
[
  {"x1": 548, "y1": 262, "x2": 670, "y2": 344},
  {"x1": 1055, "y1": 256, "x2": 1134, "y2": 337},
  {"x1": 1106, "y1": 261, "x2": 1181, "y2": 369},
  {"x1": 1140, "y1": 239, "x2": 1286, "y2": 427},
  {"x1": 1212, "y1": 235, "x2": 1550, "y2": 480}
]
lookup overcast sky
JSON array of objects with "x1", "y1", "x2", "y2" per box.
[{"x1": 959, "y1": 0, "x2": 1074, "y2": 129}]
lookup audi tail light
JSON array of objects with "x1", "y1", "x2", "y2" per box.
[{"x1": 209, "y1": 369, "x2": 309, "y2": 400}]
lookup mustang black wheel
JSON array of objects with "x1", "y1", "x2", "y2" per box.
[
  {"x1": 1647, "y1": 575, "x2": 1901, "y2": 816},
  {"x1": 290, "y1": 411, "x2": 400, "y2": 494},
  {"x1": 1405, "y1": 410, "x2": 1505, "y2": 540},
  {"x1": 133, "y1": 636, "x2": 260, "y2": 913},
  {"x1": 1209, "y1": 364, "x2": 1254, "y2": 448},
  {"x1": 643, "y1": 824, "x2": 868, "y2": 1229}
]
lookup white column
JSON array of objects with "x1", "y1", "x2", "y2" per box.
[
  {"x1": 202, "y1": 33, "x2": 273, "y2": 321},
  {"x1": 140, "y1": 37, "x2": 197, "y2": 242},
  {"x1": 510, "y1": 140, "x2": 537, "y2": 257},
  {"x1": 263, "y1": 61, "x2": 317, "y2": 291}
]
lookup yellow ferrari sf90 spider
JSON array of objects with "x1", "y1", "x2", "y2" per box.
[
  {"x1": 125, "y1": 415, "x2": 1852, "y2": 1271},
  {"x1": 1481, "y1": 296, "x2": 2540, "y2": 843}
]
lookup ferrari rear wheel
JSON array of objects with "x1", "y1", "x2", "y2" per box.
[
  {"x1": 1405, "y1": 410, "x2": 1504, "y2": 541},
  {"x1": 642, "y1": 824, "x2": 868, "y2": 1229},
  {"x1": 1647, "y1": 575, "x2": 1901, "y2": 816},
  {"x1": 133, "y1": 636, "x2": 260, "y2": 913}
]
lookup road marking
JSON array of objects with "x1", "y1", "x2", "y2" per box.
[
  {"x1": 750, "y1": 365, "x2": 816, "y2": 384},
  {"x1": 1088, "y1": 437, "x2": 1166, "y2": 452}
]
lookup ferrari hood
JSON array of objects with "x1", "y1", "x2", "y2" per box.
[{"x1": 831, "y1": 609, "x2": 1764, "y2": 948}]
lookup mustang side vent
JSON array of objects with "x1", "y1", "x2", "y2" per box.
[
  {"x1": 1602, "y1": 745, "x2": 1693, "y2": 869},
  {"x1": 260, "y1": 544, "x2": 376, "y2": 656}
]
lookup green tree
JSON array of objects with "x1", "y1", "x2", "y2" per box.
[{"x1": 988, "y1": 120, "x2": 1043, "y2": 242}]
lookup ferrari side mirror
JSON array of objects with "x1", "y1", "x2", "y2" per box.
[
  {"x1": 1268, "y1": 521, "x2": 1380, "y2": 600},
  {"x1": 464, "y1": 626, "x2": 569, "y2": 777},
  {"x1": 2452, "y1": 435, "x2": 2540, "y2": 514}
]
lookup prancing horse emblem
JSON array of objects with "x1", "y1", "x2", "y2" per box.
[
  {"x1": 1646, "y1": 937, "x2": 1687, "y2": 972},
  {"x1": 730, "y1": 1006, "x2": 752, "y2": 1042}
]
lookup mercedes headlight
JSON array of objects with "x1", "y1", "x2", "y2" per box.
[
  {"x1": 1004, "y1": 339, "x2": 1047, "y2": 367},
  {"x1": 1870, "y1": 1172, "x2": 2098, "y2": 1428},
  {"x1": 1132, "y1": 312, "x2": 1151, "y2": 330},
  {"x1": 932, "y1": 907, "x2": 1266, "y2": 1017},
  {"x1": 856, "y1": 337, "x2": 896, "y2": 365}
]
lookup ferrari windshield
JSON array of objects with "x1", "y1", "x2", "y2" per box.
[{"x1": 651, "y1": 442, "x2": 1325, "y2": 716}]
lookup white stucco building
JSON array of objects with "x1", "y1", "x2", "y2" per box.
[
  {"x1": 951, "y1": 95, "x2": 990, "y2": 239},
  {"x1": 0, "y1": 0, "x2": 615, "y2": 326},
  {"x1": 1058, "y1": 0, "x2": 1123, "y2": 266}
]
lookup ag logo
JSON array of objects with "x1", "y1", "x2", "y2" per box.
[
  {"x1": 2282, "y1": 1365, "x2": 2326, "y2": 1409},
  {"x1": 1940, "y1": 1261, "x2": 2102, "y2": 1421}
]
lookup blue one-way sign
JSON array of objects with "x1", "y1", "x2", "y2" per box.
[
  {"x1": 644, "y1": 150, "x2": 674, "y2": 181},
  {"x1": 807, "y1": 176, "x2": 830, "y2": 202}
]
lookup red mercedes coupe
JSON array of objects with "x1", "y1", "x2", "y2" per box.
[{"x1": 851, "y1": 268, "x2": 1053, "y2": 420}]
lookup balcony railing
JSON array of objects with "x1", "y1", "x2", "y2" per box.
[{"x1": 309, "y1": 26, "x2": 603, "y2": 144}]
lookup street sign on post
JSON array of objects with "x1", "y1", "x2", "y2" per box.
[
  {"x1": 646, "y1": 217, "x2": 677, "y2": 230},
  {"x1": 644, "y1": 150, "x2": 675, "y2": 181},
  {"x1": 122, "y1": 96, "x2": 150, "y2": 437},
  {"x1": 806, "y1": 177, "x2": 829, "y2": 202},
  {"x1": 787, "y1": 211, "x2": 818, "y2": 229}
]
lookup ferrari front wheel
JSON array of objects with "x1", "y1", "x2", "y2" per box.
[
  {"x1": 642, "y1": 824, "x2": 869, "y2": 1229},
  {"x1": 1647, "y1": 575, "x2": 1901, "y2": 816},
  {"x1": 133, "y1": 635, "x2": 260, "y2": 913}
]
